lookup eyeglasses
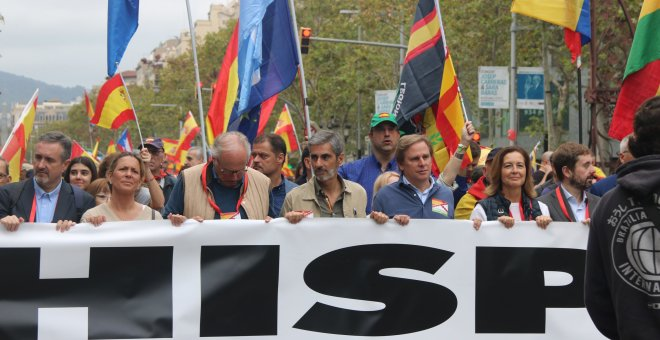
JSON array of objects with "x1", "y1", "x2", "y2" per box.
[{"x1": 0, "y1": 173, "x2": 7, "y2": 179}]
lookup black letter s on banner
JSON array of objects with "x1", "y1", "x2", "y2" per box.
[{"x1": 294, "y1": 244, "x2": 457, "y2": 336}]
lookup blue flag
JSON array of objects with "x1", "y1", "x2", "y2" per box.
[
  {"x1": 107, "y1": 0, "x2": 139, "y2": 77},
  {"x1": 235, "y1": 0, "x2": 299, "y2": 119}
]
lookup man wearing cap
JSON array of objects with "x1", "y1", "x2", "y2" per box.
[
  {"x1": 164, "y1": 132, "x2": 270, "y2": 222},
  {"x1": 139, "y1": 137, "x2": 177, "y2": 205},
  {"x1": 454, "y1": 147, "x2": 501, "y2": 219},
  {"x1": 338, "y1": 112, "x2": 400, "y2": 212}
]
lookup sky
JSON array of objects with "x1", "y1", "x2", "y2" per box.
[{"x1": 0, "y1": 0, "x2": 227, "y2": 89}]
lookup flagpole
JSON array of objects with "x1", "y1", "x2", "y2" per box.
[
  {"x1": 1, "y1": 89, "x2": 39, "y2": 155},
  {"x1": 434, "y1": 0, "x2": 470, "y2": 123},
  {"x1": 118, "y1": 71, "x2": 145, "y2": 148},
  {"x1": 577, "y1": 60, "x2": 583, "y2": 145},
  {"x1": 185, "y1": 0, "x2": 209, "y2": 163},
  {"x1": 287, "y1": 0, "x2": 313, "y2": 147}
]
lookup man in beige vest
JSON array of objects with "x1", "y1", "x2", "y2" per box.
[
  {"x1": 164, "y1": 132, "x2": 271, "y2": 225},
  {"x1": 281, "y1": 130, "x2": 367, "y2": 223}
]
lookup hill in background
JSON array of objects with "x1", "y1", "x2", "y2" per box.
[{"x1": 0, "y1": 70, "x2": 85, "y2": 111}]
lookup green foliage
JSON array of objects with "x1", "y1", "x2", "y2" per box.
[{"x1": 38, "y1": 0, "x2": 637, "y2": 155}]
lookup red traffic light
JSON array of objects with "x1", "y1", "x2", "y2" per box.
[{"x1": 300, "y1": 27, "x2": 312, "y2": 54}]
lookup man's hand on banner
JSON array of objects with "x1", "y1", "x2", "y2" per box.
[{"x1": 1, "y1": 215, "x2": 24, "y2": 232}]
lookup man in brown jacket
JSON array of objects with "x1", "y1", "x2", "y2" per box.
[
  {"x1": 164, "y1": 132, "x2": 271, "y2": 224},
  {"x1": 281, "y1": 130, "x2": 367, "y2": 223}
]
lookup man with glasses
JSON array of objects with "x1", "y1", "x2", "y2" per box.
[
  {"x1": 164, "y1": 132, "x2": 271, "y2": 223},
  {"x1": 0, "y1": 157, "x2": 11, "y2": 185},
  {"x1": 139, "y1": 137, "x2": 177, "y2": 204}
]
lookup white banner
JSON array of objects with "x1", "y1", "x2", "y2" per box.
[
  {"x1": 478, "y1": 66, "x2": 509, "y2": 109},
  {"x1": 0, "y1": 219, "x2": 606, "y2": 340}
]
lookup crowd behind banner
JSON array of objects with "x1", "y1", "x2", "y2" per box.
[{"x1": 0, "y1": 96, "x2": 659, "y2": 339}]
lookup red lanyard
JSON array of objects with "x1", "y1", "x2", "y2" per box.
[
  {"x1": 200, "y1": 162, "x2": 249, "y2": 219},
  {"x1": 555, "y1": 186, "x2": 589, "y2": 222},
  {"x1": 29, "y1": 195, "x2": 37, "y2": 222},
  {"x1": 508, "y1": 197, "x2": 529, "y2": 221}
]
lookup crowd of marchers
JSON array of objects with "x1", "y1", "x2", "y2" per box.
[
  {"x1": 0, "y1": 97, "x2": 659, "y2": 338},
  {"x1": 0, "y1": 99, "x2": 657, "y2": 230}
]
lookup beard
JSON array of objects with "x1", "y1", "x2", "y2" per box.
[
  {"x1": 315, "y1": 167, "x2": 337, "y2": 182},
  {"x1": 568, "y1": 174, "x2": 593, "y2": 191}
]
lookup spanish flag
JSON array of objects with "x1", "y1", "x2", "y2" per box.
[
  {"x1": 0, "y1": 89, "x2": 37, "y2": 182},
  {"x1": 91, "y1": 138, "x2": 100, "y2": 159},
  {"x1": 106, "y1": 139, "x2": 118, "y2": 155},
  {"x1": 609, "y1": 0, "x2": 660, "y2": 140},
  {"x1": 71, "y1": 141, "x2": 100, "y2": 165},
  {"x1": 206, "y1": 22, "x2": 240, "y2": 145},
  {"x1": 274, "y1": 104, "x2": 300, "y2": 153},
  {"x1": 91, "y1": 74, "x2": 136, "y2": 129},
  {"x1": 175, "y1": 111, "x2": 201, "y2": 164},
  {"x1": 84, "y1": 90, "x2": 95, "y2": 121}
]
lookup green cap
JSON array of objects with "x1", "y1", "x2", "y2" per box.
[{"x1": 370, "y1": 112, "x2": 398, "y2": 128}]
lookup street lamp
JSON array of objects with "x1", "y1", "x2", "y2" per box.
[{"x1": 340, "y1": 9, "x2": 363, "y2": 159}]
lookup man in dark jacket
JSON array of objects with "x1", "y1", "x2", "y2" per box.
[
  {"x1": 0, "y1": 131, "x2": 95, "y2": 231},
  {"x1": 585, "y1": 96, "x2": 660, "y2": 339},
  {"x1": 538, "y1": 142, "x2": 600, "y2": 223}
]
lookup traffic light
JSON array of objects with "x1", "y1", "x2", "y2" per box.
[{"x1": 300, "y1": 27, "x2": 312, "y2": 54}]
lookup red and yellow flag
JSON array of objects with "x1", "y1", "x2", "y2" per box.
[
  {"x1": 162, "y1": 137, "x2": 181, "y2": 173},
  {"x1": 175, "y1": 111, "x2": 201, "y2": 164},
  {"x1": 1, "y1": 89, "x2": 38, "y2": 182},
  {"x1": 273, "y1": 104, "x2": 300, "y2": 153},
  {"x1": 206, "y1": 21, "x2": 240, "y2": 145},
  {"x1": 434, "y1": 52, "x2": 471, "y2": 168},
  {"x1": 91, "y1": 138, "x2": 100, "y2": 160},
  {"x1": 84, "y1": 90, "x2": 95, "y2": 121},
  {"x1": 106, "y1": 139, "x2": 117, "y2": 155},
  {"x1": 91, "y1": 74, "x2": 136, "y2": 129},
  {"x1": 71, "y1": 141, "x2": 100, "y2": 165}
]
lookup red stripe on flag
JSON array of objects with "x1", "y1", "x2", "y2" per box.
[
  {"x1": 404, "y1": 33, "x2": 442, "y2": 64},
  {"x1": 207, "y1": 22, "x2": 239, "y2": 138},
  {"x1": 410, "y1": 8, "x2": 438, "y2": 35},
  {"x1": 610, "y1": 60, "x2": 660, "y2": 140},
  {"x1": 91, "y1": 75, "x2": 123, "y2": 124}
]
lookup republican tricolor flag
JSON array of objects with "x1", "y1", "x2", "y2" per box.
[
  {"x1": 274, "y1": 104, "x2": 299, "y2": 153},
  {"x1": 0, "y1": 89, "x2": 38, "y2": 182},
  {"x1": 91, "y1": 74, "x2": 136, "y2": 129}
]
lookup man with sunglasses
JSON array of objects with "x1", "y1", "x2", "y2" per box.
[{"x1": 164, "y1": 132, "x2": 271, "y2": 223}]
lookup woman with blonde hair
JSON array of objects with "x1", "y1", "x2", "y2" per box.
[
  {"x1": 372, "y1": 171, "x2": 400, "y2": 201},
  {"x1": 82, "y1": 152, "x2": 162, "y2": 225},
  {"x1": 470, "y1": 146, "x2": 551, "y2": 230}
]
